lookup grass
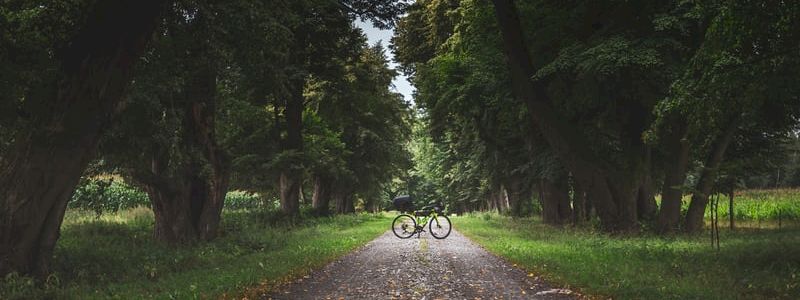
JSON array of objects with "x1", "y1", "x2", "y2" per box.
[
  {"x1": 1, "y1": 207, "x2": 392, "y2": 299},
  {"x1": 456, "y1": 213, "x2": 800, "y2": 299}
]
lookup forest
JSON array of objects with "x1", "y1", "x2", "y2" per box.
[{"x1": 1, "y1": 0, "x2": 799, "y2": 299}]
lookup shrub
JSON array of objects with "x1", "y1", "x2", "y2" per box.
[
  {"x1": 69, "y1": 179, "x2": 149, "y2": 217},
  {"x1": 224, "y1": 190, "x2": 267, "y2": 210}
]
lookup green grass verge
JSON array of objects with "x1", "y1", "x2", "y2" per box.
[
  {"x1": 455, "y1": 213, "x2": 800, "y2": 299},
  {"x1": 1, "y1": 208, "x2": 391, "y2": 299}
]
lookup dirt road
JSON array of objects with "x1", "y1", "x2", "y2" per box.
[{"x1": 265, "y1": 229, "x2": 577, "y2": 299}]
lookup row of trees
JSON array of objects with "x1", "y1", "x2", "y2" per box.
[
  {"x1": 0, "y1": 0, "x2": 410, "y2": 277},
  {"x1": 395, "y1": 0, "x2": 800, "y2": 232}
]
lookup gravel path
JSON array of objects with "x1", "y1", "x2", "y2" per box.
[{"x1": 264, "y1": 229, "x2": 578, "y2": 299}]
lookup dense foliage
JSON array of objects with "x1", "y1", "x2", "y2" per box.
[
  {"x1": 0, "y1": 0, "x2": 410, "y2": 277},
  {"x1": 394, "y1": 0, "x2": 800, "y2": 232}
]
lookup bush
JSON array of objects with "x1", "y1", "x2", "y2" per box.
[
  {"x1": 224, "y1": 190, "x2": 268, "y2": 210},
  {"x1": 69, "y1": 179, "x2": 149, "y2": 217}
]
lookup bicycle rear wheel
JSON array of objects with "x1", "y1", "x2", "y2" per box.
[
  {"x1": 392, "y1": 214, "x2": 416, "y2": 239},
  {"x1": 429, "y1": 215, "x2": 452, "y2": 239}
]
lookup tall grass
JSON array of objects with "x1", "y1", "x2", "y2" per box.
[
  {"x1": 1, "y1": 208, "x2": 391, "y2": 299},
  {"x1": 707, "y1": 189, "x2": 800, "y2": 222}
]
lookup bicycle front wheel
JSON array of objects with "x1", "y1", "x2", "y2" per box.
[
  {"x1": 392, "y1": 214, "x2": 416, "y2": 239},
  {"x1": 429, "y1": 215, "x2": 452, "y2": 239}
]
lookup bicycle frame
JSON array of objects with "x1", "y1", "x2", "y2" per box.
[
  {"x1": 415, "y1": 211, "x2": 441, "y2": 228},
  {"x1": 402, "y1": 211, "x2": 443, "y2": 236}
]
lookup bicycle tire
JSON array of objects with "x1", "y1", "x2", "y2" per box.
[
  {"x1": 429, "y1": 215, "x2": 452, "y2": 239},
  {"x1": 392, "y1": 214, "x2": 416, "y2": 239}
]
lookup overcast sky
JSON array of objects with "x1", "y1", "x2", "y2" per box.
[{"x1": 355, "y1": 20, "x2": 415, "y2": 104}]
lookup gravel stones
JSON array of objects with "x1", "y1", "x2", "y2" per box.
[{"x1": 265, "y1": 229, "x2": 577, "y2": 300}]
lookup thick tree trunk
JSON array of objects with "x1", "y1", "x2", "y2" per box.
[
  {"x1": 332, "y1": 187, "x2": 355, "y2": 214},
  {"x1": 145, "y1": 159, "x2": 197, "y2": 243},
  {"x1": 0, "y1": 0, "x2": 164, "y2": 277},
  {"x1": 143, "y1": 59, "x2": 228, "y2": 244},
  {"x1": 491, "y1": 0, "x2": 639, "y2": 231},
  {"x1": 279, "y1": 82, "x2": 304, "y2": 217},
  {"x1": 186, "y1": 61, "x2": 229, "y2": 241},
  {"x1": 684, "y1": 120, "x2": 738, "y2": 232},
  {"x1": 487, "y1": 190, "x2": 497, "y2": 212},
  {"x1": 541, "y1": 177, "x2": 572, "y2": 225},
  {"x1": 279, "y1": 173, "x2": 301, "y2": 216},
  {"x1": 364, "y1": 194, "x2": 379, "y2": 213},
  {"x1": 637, "y1": 148, "x2": 657, "y2": 221},
  {"x1": 657, "y1": 118, "x2": 690, "y2": 233},
  {"x1": 145, "y1": 172, "x2": 227, "y2": 244},
  {"x1": 312, "y1": 175, "x2": 332, "y2": 216}
]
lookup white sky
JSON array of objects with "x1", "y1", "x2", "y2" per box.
[{"x1": 356, "y1": 20, "x2": 415, "y2": 103}]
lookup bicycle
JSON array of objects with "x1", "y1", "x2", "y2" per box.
[{"x1": 392, "y1": 202, "x2": 452, "y2": 239}]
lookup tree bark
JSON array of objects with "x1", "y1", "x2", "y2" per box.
[
  {"x1": 490, "y1": 0, "x2": 638, "y2": 231},
  {"x1": 637, "y1": 147, "x2": 657, "y2": 221},
  {"x1": 497, "y1": 185, "x2": 510, "y2": 213},
  {"x1": 541, "y1": 177, "x2": 572, "y2": 225},
  {"x1": 332, "y1": 186, "x2": 355, "y2": 214},
  {"x1": 504, "y1": 177, "x2": 529, "y2": 217},
  {"x1": 728, "y1": 190, "x2": 735, "y2": 230},
  {"x1": 487, "y1": 190, "x2": 497, "y2": 212},
  {"x1": 145, "y1": 168, "x2": 227, "y2": 244},
  {"x1": 572, "y1": 179, "x2": 587, "y2": 224},
  {"x1": 142, "y1": 57, "x2": 228, "y2": 244},
  {"x1": 0, "y1": 0, "x2": 165, "y2": 277},
  {"x1": 364, "y1": 194, "x2": 379, "y2": 213},
  {"x1": 312, "y1": 175, "x2": 332, "y2": 216},
  {"x1": 185, "y1": 60, "x2": 229, "y2": 241},
  {"x1": 279, "y1": 81, "x2": 304, "y2": 217},
  {"x1": 657, "y1": 117, "x2": 690, "y2": 233},
  {"x1": 684, "y1": 120, "x2": 738, "y2": 232}
]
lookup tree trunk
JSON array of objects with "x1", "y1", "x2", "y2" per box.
[
  {"x1": 145, "y1": 170, "x2": 227, "y2": 244},
  {"x1": 496, "y1": 185, "x2": 510, "y2": 213},
  {"x1": 279, "y1": 81, "x2": 304, "y2": 217},
  {"x1": 364, "y1": 194, "x2": 379, "y2": 213},
  {"x1": 487, "y1": 190, "x2": 497, "y2": 212},
  {"x1": 185, "y1": 59, "x2": 228, "y2": 241},
  {"x1": 684, "y1": 121, "x2": 738, "y2": 232},
  {"x1": 332, "y1": 186, "x2": 355, "y2": 214},
  {"x1": 279, "y1": 173, "x2": 301, "y2": 216},
  {"x1": 145, "y1": 156, "x2": 197, "y2": 243},
  {"x1": 490, "y1": 0, "x2": 638, "y2": 231},
  {"x1": 143, "y1": 58, "x2": 228, "y2": 244},
  {"x1": 637, "y1": 148, "x2": 657, "y2": 221},
  {"x1": 728, "y1": 190, "x2": 735, "y2": 230},
  {"x1": 572, "y1": 179, "x2": 587, "y2": 224},
  {"x1": 0, "y1": 0, "x2": 164, "y2": 277},
  {"x1": 505, "y1": 177, "x2": 528, "y2": 217},
  {"x1": 541, "y1": 177, "x2": 572, "y2": 225},
  {"x1": 312, "y1": 175, "x2": 332, "y2": 216},
  {"x1": 657, "y1": 117, "x2": 690, "y2": 233}
]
